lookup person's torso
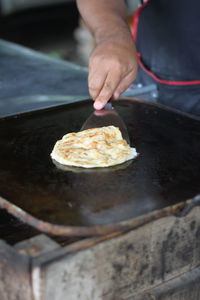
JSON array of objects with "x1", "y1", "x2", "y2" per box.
[{"x1": 133, "y1": 0, "x2": 200, "y2": 83}]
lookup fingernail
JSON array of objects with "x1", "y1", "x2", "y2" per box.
[{"x1": 93, "y1": 101, "x2": 104, "y2": 110}]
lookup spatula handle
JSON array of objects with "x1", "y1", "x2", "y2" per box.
[{"x1": 104, "y1": 102, "x2": 113, "y2": 110}]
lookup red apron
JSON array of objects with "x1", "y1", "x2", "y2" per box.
[{"x1": 132, "y1": 0, "x2": 200, "y2": 115}]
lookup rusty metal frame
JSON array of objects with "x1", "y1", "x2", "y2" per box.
[{"x1": 0, "y1": 195, "x2": 200, "y2": 237}]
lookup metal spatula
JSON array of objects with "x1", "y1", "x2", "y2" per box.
[{"x1": 81, "y1": 102, "x2": 130, "y2": 144}]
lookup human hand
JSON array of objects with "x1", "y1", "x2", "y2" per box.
[{"x1": 88, "y1": 38, "x2": 138, "y2": 110}]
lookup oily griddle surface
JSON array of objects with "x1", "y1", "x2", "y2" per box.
[{"x1": 0, "y1": 99, "x2": 200, "y2": 227}]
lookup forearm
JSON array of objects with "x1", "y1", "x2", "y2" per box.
[
  {"x1": 76, "y1": 0, "x2": 137, "y2": 109},
  {"x1": 76, "y1": 0, "x2": 133, "y2": 44}
]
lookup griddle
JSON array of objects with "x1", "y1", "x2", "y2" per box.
[{"x1": 0, "y1": 98, "x2": 200, "y2": 236}]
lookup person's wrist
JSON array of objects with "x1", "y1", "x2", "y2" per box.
[{"x1": 94, "y1": 16, "x2": 133, "y2": 45}]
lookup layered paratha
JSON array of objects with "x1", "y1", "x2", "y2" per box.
[{"x1": 51, "y1": 126, "x2": 137, "y2": 168}]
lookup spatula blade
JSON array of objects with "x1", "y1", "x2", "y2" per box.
[{"x1": 81, "y1": 103, "x2": 130, "y2": 144}]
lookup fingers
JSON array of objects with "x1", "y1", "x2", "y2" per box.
[
  {"x1": 93, "y1": 69, "x2": 122, "y2": 110},
  {"x1": 87, "y1": 40, "x2": 138, "y2": 109},
  {"x1": 89, "y1": 56, "x2": 126, "y2": 110},
  {"x1": 113, "y1": 69, "x2": 137, "y2": 99},
  {"x1": 88, "y1": 67, "x2": 107, "y2": 101},
  {"x1": 90, "y1": 68, "x2": 137, "y2": 110}
]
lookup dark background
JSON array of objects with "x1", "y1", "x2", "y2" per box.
[{"x1": 0, "y1": 2, "x2": 81, "y2": 64}]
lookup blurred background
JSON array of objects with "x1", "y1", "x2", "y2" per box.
[{"x1": 0, "y1": 0, "x2": 139, "y2": 66}]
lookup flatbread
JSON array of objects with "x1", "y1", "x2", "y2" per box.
[{"x1": 50, "y1": 126, "x2": 138, "y2": 168}]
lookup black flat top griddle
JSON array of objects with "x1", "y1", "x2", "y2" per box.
[{"x1": 0, "y1": 99, "x2": 200, "y2": 236}]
